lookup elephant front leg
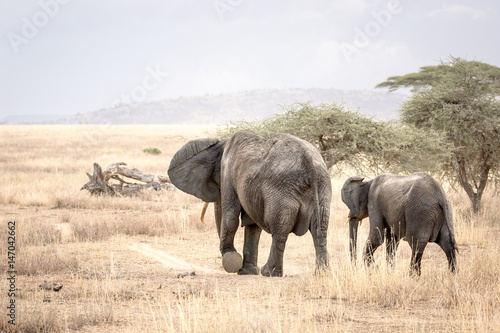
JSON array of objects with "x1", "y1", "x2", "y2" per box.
[
  {"x1": 409, "y1": 239, "x2": 427, "y2": 276},
  {"x1": 363, "y1": 228, "x2": 384, "y2": 268},
  {"x1": 238, "y1": 224, "x2": 262, "y2": 275},
  {"x1": 261, "y1": 234, "x2": 288, "y2": 277},
  {"x1": 362, "y1": 218, "x2": 385, "y2": 268},
  {"x1": 348, "y1": 218, "x2": 360, "y2": 262}
]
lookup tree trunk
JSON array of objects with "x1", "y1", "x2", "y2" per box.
[
  {"x1": 451, "y1": 155, "x2": 490, "y2": 213},
  {"x1": 471, "y1": 195, "x2": 481, "y2": 214}
]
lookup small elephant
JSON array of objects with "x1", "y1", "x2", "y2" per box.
[
  {"x1": 341, "y1": 173, "x2": 457, "y2": 275},
  {"x1": 168, "y1": 130, "x2": 332, "y2": 277}
]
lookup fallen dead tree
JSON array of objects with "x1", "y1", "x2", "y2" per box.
[{"x1": 81, "y1": 162, "x2": 176, "y2": 196}]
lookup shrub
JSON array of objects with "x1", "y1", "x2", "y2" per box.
[{"x1": 142, "y1": 147, "x2": 162, "y2": 155}]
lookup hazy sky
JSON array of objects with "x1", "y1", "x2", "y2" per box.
[{"x1": 1, "y1": 0, "x2": 499, "y2": 119}]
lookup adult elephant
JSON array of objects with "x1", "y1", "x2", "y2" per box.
[
  {"x1": 168, "y1": 130, "x2": 332, "y2": 277},
  {"x1": 341, "y1": 173, "x2": 457, "y2": 275}
]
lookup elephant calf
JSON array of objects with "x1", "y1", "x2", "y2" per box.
[
  {"x1": 168, "y1": 130, "x2": 332, "y2": 277},
  {"x1": 341, "y1": 173, "x2": 457, "y2": 275}
]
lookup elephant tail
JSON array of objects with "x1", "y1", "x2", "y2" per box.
[
  {"x1": 441, "y1": 195, "x2": 458, "y2": 254},
  {"x1": 305, "y1": 153, "x2": 323, "y2": 239}
]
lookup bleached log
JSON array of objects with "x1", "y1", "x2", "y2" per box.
[
  {"x1": 81, "y1": 162, "x2": 175, "y2": 196},
  {"x1": 103, "y1": 162, "x2": 170, "y2": 184}
]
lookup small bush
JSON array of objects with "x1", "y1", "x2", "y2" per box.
[{"x1": 142, "y1": 147, "x2": 162, "y2": 155}]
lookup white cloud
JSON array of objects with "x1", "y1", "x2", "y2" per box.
[{"x1": 428, "y1": 4, "x2": 487, "y2": 20}]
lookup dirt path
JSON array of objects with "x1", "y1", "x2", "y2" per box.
[
  {"x1": 53, "y1": 223, "x2": 222, "y2": 275},
  {"x1": 129, "y1": 242, "x2": 223, "y2": 274}
]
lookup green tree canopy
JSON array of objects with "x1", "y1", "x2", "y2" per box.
[
  {"x1": 376, "y1": 58, "x2": 500, "y2": 94},
  {"x1": 217, "y1": 102, "x2": 449, "y2": 176},
  {"x1": 384, "y1": 57, "x2": 500, "y2": 212}
]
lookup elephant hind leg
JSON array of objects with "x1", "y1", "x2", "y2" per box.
[
  {"x1": 436, "y1": 223, "x2": 457, "y2": 273},
  {"x1": 260, "y1": 206, "x2": 296, "y2": 277},
  {"x1": 311, "y1": 226, "x2": 329, "y2": 273},
  {"x1": 409, "y1": 239, "x2": 427, "y2": 276},
  {"x1": 238, "y1": 224, "x2": 262, "y2": 275},
  {"x1": 261, "y1": 234, "x2": 288, "y2": 277}
]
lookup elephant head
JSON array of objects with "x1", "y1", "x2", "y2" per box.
[
  {"x1": 341, "y1": 176, "x2": 371, "y2": 261},
  {"x1": 341, "y1": 176, "x2": 370, "y2": 220},
  {"x1": 168, "y1": 138, "x2": 226, "y2": 233}
]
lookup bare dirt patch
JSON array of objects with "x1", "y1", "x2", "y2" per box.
[{"x1": 130, "y1": 242, "x2": 222, "y2": 274}]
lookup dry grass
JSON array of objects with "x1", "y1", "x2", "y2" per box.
[{"x1": 0, "y1": 125, "x2": 499, "y2": 332}]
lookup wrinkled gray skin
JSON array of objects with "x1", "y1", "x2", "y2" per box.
[
  {"x1": 341, "y1": 173, "x2": 457, "y2": 275},
  {"x1": 168, "y1": 130, "x2": 332, "y2": 277}
]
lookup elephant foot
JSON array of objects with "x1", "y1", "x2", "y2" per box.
[
  {"x1": 261, "y1": 263, "x2": 283, "y2": 277},
  {"x1": 314, "y1": 263, "x2": 331, "y2": 276},
  {"x1": 409, "y1": 267, "x2": 421, "y2": 277},
  {"x1": 222, "y1": 251, "x2": 243, "y2": 273},
  {"x1": 315, "y1": 256, "x2": 330, "y2": 270},
  {"x1": 238, "y1": 264, "x2": 259, "y2": 275},
  {"x1": 363, "y1": 257, "x2": 376, "y2": 270}
]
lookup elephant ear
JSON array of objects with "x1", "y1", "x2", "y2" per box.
[
  {"x1": 347, "y1": 176, "x2": 364, "y2": 183},
  {"x1": 168, "y1": 138, "x2": 225, "y2": 202},
  {"x1": 341, "y1": 176, "x2": 365, "y2": 216}
]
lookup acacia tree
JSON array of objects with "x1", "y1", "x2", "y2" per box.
[
  {"x1": 379, "y1": 57, "x2": 500, "y2": 212},
  {"x1": 376, "y1": 58, "x2": 500, "y2": 93},
  {"x1": 217, "y1": 102, "x2": 449, "y2": 176}
]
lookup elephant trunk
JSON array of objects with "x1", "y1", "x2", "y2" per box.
[{"x1": 349, "y1": 218, "x2": 359, "y2": 262}]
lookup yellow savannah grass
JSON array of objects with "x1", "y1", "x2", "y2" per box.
[{"x1": 0, "y1": 125, "x2": 498, "y2": 332}]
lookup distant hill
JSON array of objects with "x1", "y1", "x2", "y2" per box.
[
  {"x1": 59, "y1": 88, "x2": 406, "y2": 125},
  {"x1": 0, "y1": 114, "x2": 65, "y2": 124},
  {"x1": 2, "y1": 88, "x2": 406, "y2": 125}
]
